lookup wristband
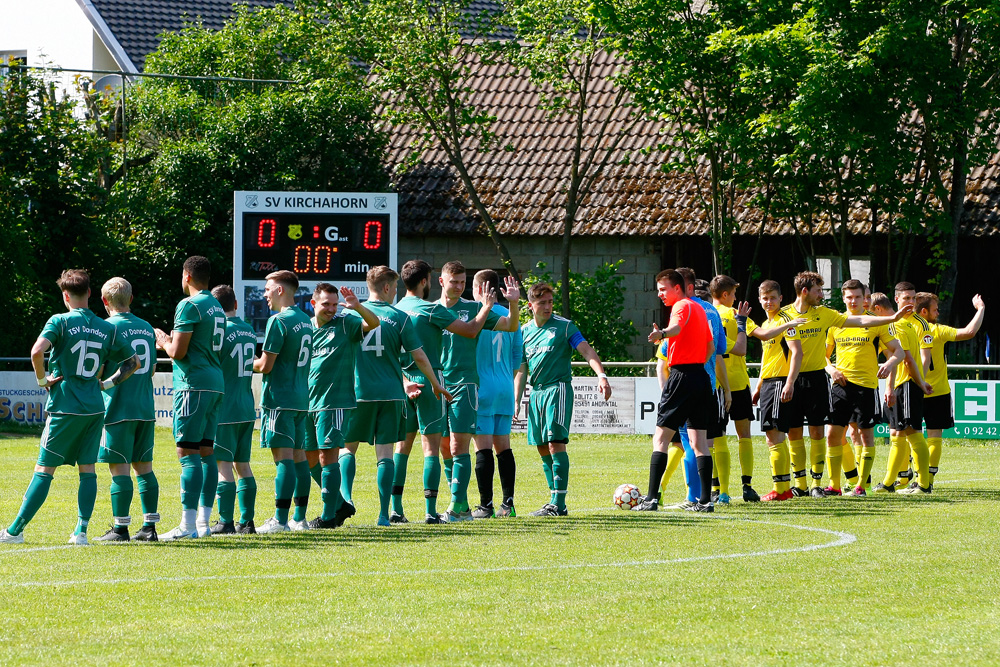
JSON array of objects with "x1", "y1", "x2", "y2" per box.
[
  {"x1": 36, "y1": 376, "x2": 47, "y2": 387},
  {"x1": 101, "y1": 379, "x2": 114, "y2": 391},
  {"x1": 597, "y1": 373, "x2": 608, "y2": 380},
  {"x1": 736, "y1": 315, "x2": 747, "y2": 333}
]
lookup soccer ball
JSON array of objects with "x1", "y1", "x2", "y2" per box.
[{"x1": 613, "y1": 483, "x2": 642, "y2": 510}]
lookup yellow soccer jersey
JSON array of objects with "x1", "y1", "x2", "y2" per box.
[
  {"x1": 825, "y1": 318, "x2": 896, "y2": 389},
  {"x1": 715, "y1": 303, "x2": 759, "y2": 392},
  {"x1": 926, "y1": 323, "x2": 958, "y2": 397},
  {"x1": 760, "y1": 311, "x2": 795, "y2": 380},
  {"x1": 890, "y1": 313, "x2": 933, "y2": 388},
  {"x1": 781, "y1": 304, "x2": 849, "y2": 373}
]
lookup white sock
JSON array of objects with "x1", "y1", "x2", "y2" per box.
[
  {"x1": 197, "y1": 505, "x2": 212, "y2": 525},
  {"x1": 182, "y1": 508, "x2": 196, "y2": 528}
]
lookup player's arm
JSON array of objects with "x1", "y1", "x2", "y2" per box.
[
  {"x1": 885, "y1": 365, "x2": 897, "y2": 407},
  {"x1": 716, "y1": 355, "x2": 732, "y2": 412},
  {"x1": 340, "y1": 286, "x2": 380, "y2": 332},
  {"x1": 154, "y1": 329, "x2": 192, "y2": 360},
  {"x1": 955, "y1": 294, "x2": 986, "y2": 341},
  {"x1": 782, "y1": 339, "x2": 802, "y2": 402},
  {"x1": 513, "y1": 362, "x2": 528, "y2": 419},
  {"x1": 656, "y1": 356, "x2": 668, "y2": 391},
  {"x1": 30, "y1": 337, "x2": 61, "y2": 388},
  {"x1": 878, "y1": 339, "x2": 905, "y2": 379},
  {"x1": 100, "y1": 354, "x2": 139, "y2": 391},
  {"x1": 750, "y1": 317, "x2": 808, "y2": 341},
  {"x1": 728, "y1": 301, "x2": 752, "y2": 356},
  {"x1": 494, "y1": 276, "x2": 522, "y2": 332},
  {"x1": 575, "y1": 340, "x2": 611, "y2": 401},
  {"x1": 409, "y1": 348, "x2": 453, "y2": 401},
  {"x1": 921, "y1": 347, "x2": 932, "y2": 378},
  {"x1": 845, "y1": 304, "x2": 914, "y2": 328},
  {"x1": 253, "y1": 351, "x2": 277, "y2": 374},
  {"x1": 899, "y1": 349, "x2": 932, "y2": 394}
]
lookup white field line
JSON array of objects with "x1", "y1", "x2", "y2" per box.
[{"x1": 0, "y1": 515, "x2": 855, "y2": 588}]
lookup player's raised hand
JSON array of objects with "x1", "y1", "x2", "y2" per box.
[
  {"x1": 648, "y1": 323, "x2": 664, "y2": 344},
  {"x1": 597, "y1": 375, "x2": 612, "y2": 401},
  {"x1": 973, "y1": 294, "x2": 985, "y2": 310},
  {"x1": 737, "y1": 301, "x2": 752, "y2": 317},
  {"x1": 787, "y1": 317, "x2": 808, "y2": 329},
  {"x1": 895, "y1": 304, "x2": 914, "y2": 319},
  {"x1": 340, "y1": 286, "x2": 360, "y2": 309},
  {"x1": 482, "y1": 287, "x2": 497, "y2": 310},
  {"x1": 501, "y1": 276, "x2": 522, "y2": 302}
]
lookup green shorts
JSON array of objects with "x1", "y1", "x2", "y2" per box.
[
  {"x1": 445, "y1": 384, "x2": 479, "y2": 435},
  {"x1": 260, "y1": 408, "x2": 307, "y2": 450},
  {"x1": 346, "y1": 400, "x2": 404, "y2": 445},
  {"x1": 215, "y1": 421, "x2": 254, "y2": 462},
  {"x1": 404, "y1": 369, "x2": 447, "y2": 435},
  {"x1": 38, "y1": 413, "x2": 104, "y2": 468},
  {"x1": 527, "y1": 382, "x2": 573, "y2": 447},
  {"x1": 173, "y1": 390, "x2": 222, "y2": 444},
  {"x1": 306, "y1": 409, "x2": 351, "y2": 451},
  {"x1": 98, "y1": 420, "x2": 156, "y2": 464}
]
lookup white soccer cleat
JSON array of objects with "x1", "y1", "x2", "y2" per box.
[
  {"x1": 67, "y1": 532, "x2": 89, "y2": 546},
  {"x1": 287, "y1": 518, "x2": 309, "y2": 532},
  {"x1": 195, "y1": 521, "x2": 211, "y2": 538},
  {"x1": 0, "y1": 528, "x2": 24, "y2": 544},
  {"x1": 160, "y1": 524, "x2": 198, "y2": 541},
  {"x1": 256, "y1": 517, "x2": 290, "y2": 534}
]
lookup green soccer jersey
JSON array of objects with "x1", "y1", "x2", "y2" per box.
[
  {"x1": 171, "y1": 290, "x2": 225, "y2": 393},
  {"x1": 39, "y1": 308, "x2": 130, "y2": 415},
  {"x1": 261, "y1": 306, "x2": 313, "y2": 411},
  {"x1": 102, "y1": 312, "x2": 156, "y2": 424},
  {"x1": 395, "y1": 295, "x2": 458, "y2": 372},
  {"x1": 309, "y1": 311, "x2": 364, "y2": 411},
  {"x1": 440, "y1": 298, "x2": 502, "y2": 385},
  {"x1": 219, "y1": 316, "x2": 258, "y2": 424},
  {"x1": 521, "y1": 315, "x2": 583, "y2": 388},
  {"x1": 354, "y1": 299, "x2": 422, "y2": 402}
]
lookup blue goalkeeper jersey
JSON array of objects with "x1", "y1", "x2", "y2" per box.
[
  {"x1": 658, "y1": 295, "x2": 726, "y2": 387},
  {"x1": 476, "y1": 304, "x2": 522, "y2": 416}
]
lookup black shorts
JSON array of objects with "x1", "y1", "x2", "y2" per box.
[
  {"x1": 789, "y1": 370, "x2": 831, "y2": 428},
  {"x1": 758, "y1": 377, "x2": 793, "y2": 434},
  {"x1": 829, "y1": 381, "x2": 881, "y2": 429},
  {"x1": 707, "y1": 385, "x2": 728, "y2": 440},
  {"x1": 728, "y1": 387, "x2": 754, "y2": 422},
  {"x1": 923, "y1": 394, "x2": 954, "y2": 430},
  {"x1": 888, "y1": 381, "x2": 924, "y2": 431},
  {"x1": 854, "y1": 397, "x2": 887, "y2": 426},
  {"x1": 656, "y1": 364, "x2": 714, "y2": 431}
]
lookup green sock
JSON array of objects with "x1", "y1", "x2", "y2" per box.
[
  {"x1": 110, "y1": 475, "x2": 134, "y2": 523},
  {"x1": 424, "y1": 456, "x2": 441, "y2": 516},
  {"x1": 8, "y1": 472, "x2": 52, "y2": 536},
  {"x1": 444, "y1": 457, "x2": 454, "y2": 486},
  {"x1": 376, "y1": 457, "x2": 395, "y2": 520},
  {"x1": 200, "y1": 454, "x2": 218, "y2": 509},
  {"x1": 551, "y1": 451, "x2": 569, "y2": 510},
  {"x1": 293, "y1": 460, "x2": 311, "y2": 522},
  {"x1": 216, "y1": 480, "x2": 237, "y2": 523},
  {"x1": 180, "y1": 454, "x2": 203, "y2": 511},
  {"x1": 541, "y1": 454, "x2": 555, "y2": 491},
  {"x1": 237, "y1": 477, "x2": 257, "y2": 524},
  {"x1": 391, "y1": 452, "x2": 409, "y2": 515},
  {"x1": 77, "y1": 472, "x2": 98, "y2": 534},
  {"x1": 339, "y1": 452, "x2": 356, "y2": 504},
  {"x1": 137, "y1": 471, "x2": 159, "y2": 527},
  {"x1": 451, "y1": 453, "x2": 471, "y2": 511},
  {"x1": 320, "y1": 464, "x2": 341, "y2": 521},
  {"x1": 310, "y1": 463, "x2": 322, "y2": 487},
  {"x1": 274, "y1": 459, "x2": 295, "y2": 524}
]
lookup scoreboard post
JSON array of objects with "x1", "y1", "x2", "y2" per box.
[{"x1": 233, "y1": 191, "x2": 398, "y2": 334}]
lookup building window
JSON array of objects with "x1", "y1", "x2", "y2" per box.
[
  {"x1": 0, "y1": 51, "x2": 28, "y2": 77},
  {"x1": 816, "y1": 257, "x2": 871, "y2": 292}
]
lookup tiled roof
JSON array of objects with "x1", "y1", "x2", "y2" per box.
[{"x1": 389, "y1": 50, "x2": 1000, "y2": 237}]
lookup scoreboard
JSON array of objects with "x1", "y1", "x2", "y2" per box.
[{"x1": 233, "y1": 191, "x2": 398, "y2": 334}]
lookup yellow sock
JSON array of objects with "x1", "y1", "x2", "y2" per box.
[
  {"x1": 660, "y1": 445, "x2": 685, "y2": 496},
  {"x1": 927, "y1": 437, "x2": 943, "y2": 485},
  {"x1": 883, "y1": 434, "x2": 907, "y2": 487},
  {"x1": 738, "y1": 437, "x2": 754, "y2": 487},
  {"x1": 859, "y1": 447, "x2": 876, "y2": 491},
  {"x1": 768, "y1": 440, "x2": 791, "y2": 492},
  {"x1": 713, "y1": 437, "x2": 731, "y2": 495},
  {"x1": 809, "y1": 437, "x2": 826, "y2": 487},
  {"x1": 907, "y1": 432, "x2": 931, "y2": 489},
  {"x1": 789, "y1": 439, "x2": 807, "y2": 490},
  {"x1": 827, "y1": 444, "x2": 843, "y2": 491},
  {"x1": 853, "y1": 443, "x2": 863, "y2": 464},
  {"x1": 896, "y1": 438, "x2": 912, "y2": 485},
  {"x1": 841, "y1": 443, "x2": 858, "y2": 489}
]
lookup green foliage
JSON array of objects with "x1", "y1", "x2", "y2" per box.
[{"x1": 521, "y1": 260, "x2": 639, "y2": 371}]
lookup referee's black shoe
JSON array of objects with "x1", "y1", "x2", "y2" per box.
[{"x1": 684, "y1": 502, "x2": 714, "y2": 513}]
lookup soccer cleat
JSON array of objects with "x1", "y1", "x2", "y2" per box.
[
  {"x1": 791, "y1": 487, "x2": 809, "y2": 497},
  {"x1": 873, "y1": 482, "x2": 895, "y2": 494},
  {"x1": 898, "y1": 485, "x2": 932, "y2": 495},
  {"x1": 848, "y1": 485, "x2": 867, "y2": 497},
  {"x1": 0, "y1": 528, "x2": 24, "y2": 544},
  {"x1": 444, "y1": 509, "x2": 473, "y2": 522},
  {"x1": 809, "y1": 487, "x2": 826, "y2": 498},
  {"x1": 287, "y1": 518, "x2": 310, "y2": 531},
  {"x1": 160, "y1": 525, "x2": 198, "y2": 541},
  {"x1": 131, "y1": 525, "x2": 158, "y2": 542},
  {"x1": 905, "y1": 481, "x2": 920, "y2": 491},
  {"x1": 742, "y1": 485, "x2": 761, "y2": 503},
  {"x1": 710, "y1": 490, "x2": 720, "y2": 503},
  {"x1": 761, "y1": 489, "x2": 793, "y2": 502},
  {"x1": 236, "y1": 521, "x2": 256, "y2": 535},
  {"x1": 472, "y1": 503, "x2": 495, "y2": 519},
  {"x1": 424, "y1": 513, "x2": 445, "y2": 524},
  {"x1": 67, "y1": 532, "x2": 89, "y2": 546},
  {"x1": 376, "y1": 515, "x2": 392, "y2": 527},
  {"x1": 94, "y1": 527, "x2": 130, "y2": 542},
  {"x1": 334, "y1": 501, "x2": 356, "y2": 528},
  {"x1": 529, "y1": 504, "x2": 561, "y2": 517},
  {"x1": 388, "y1": 511, "x2": 409, "y2": 525},
  {"x1": 632, "y1": 497, "x2": 659, "y2": 512},
  {"x1": 210, "y1": 521, "x2": 236, "y2": 535},
  {"x1": 717, "y1": 493, "x2": 731, "y2": 505},
  {"x1": 684, "y1": 502, "x2": 714, "y2": 513},
  {"x1": 196, "y1": 521, "x2": 211, "y2": 538},
  {"x1": 496, "y1": 500, "x2": 516, "y2": 518},
  {"x1": 822, "y1": 486, "x2": 843, "y2": 497},
  {"x1": 256, "y1": 517, "x2": 290, "y2": 534},
  {"x1": 308, "y1": 516, "x2": 339, "y2": 529},
  {"x1": 558, "y1": 506, "x2": 569, "y2": 516},
  {"x1": 662, "y1": 500, "x2": 696, "y2": 510}
]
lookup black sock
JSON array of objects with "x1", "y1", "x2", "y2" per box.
[
  {"x1": 496, "y1": 448, "x2": 516, "y2": 502},
  {"x1": 697, "y1": 455, "x2": 714, "y2": 505},
  {"x1": 475, "y1": 449, "x2": 495, "y2": 507},
  {"x1": 647, "y1": 451, "x2": 669, "y2": 501}
]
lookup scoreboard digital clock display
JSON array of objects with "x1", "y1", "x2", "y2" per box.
[{"x1": 241, "y1": 212, "x2": 391, "y2": 281}]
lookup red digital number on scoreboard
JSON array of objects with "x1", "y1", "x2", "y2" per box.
[
  {"x1": 363, "y1": 220, "x2": 382, "y2": 250},
  {"x1": 258, "y1": 219, "x2": 277, "y2": 248}
]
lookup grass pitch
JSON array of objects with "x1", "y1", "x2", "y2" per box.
[{"x1": 0, "y1": 428, "x2": 998, "y2": 666}]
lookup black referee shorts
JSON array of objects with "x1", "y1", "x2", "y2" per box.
[{"x1": 656, "y1": 364, "x2": 714, "y2": 432}]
